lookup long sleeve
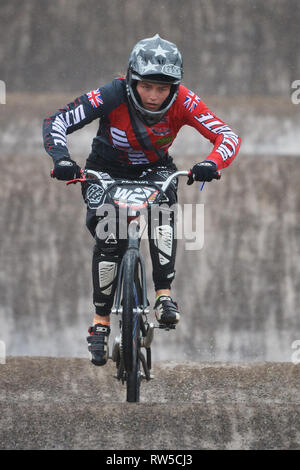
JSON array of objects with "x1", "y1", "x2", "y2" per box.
[
  {"x1": 176, "y1": 85, "x2": 241, "y2": 170},
  {"x1": 42, "y1": 89, "x2": 104, "y2": 163}
]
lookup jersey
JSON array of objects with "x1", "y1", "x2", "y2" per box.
[{"x1": 43, "y1": 78, "x2": 241, "y2": 170}]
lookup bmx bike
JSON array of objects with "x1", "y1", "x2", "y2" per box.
[{"x1": 58, "y1": 166, "x2": 220, "y2": 402}]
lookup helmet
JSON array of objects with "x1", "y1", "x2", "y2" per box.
[{"x1": 126, "y1": 34, "x2": 183, "y2": 125}]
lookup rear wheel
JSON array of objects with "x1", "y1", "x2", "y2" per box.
[{"x1": 122, "y1": 249, "x2": 142, "y2": 402}]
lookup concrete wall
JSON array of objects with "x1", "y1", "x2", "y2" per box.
[
  {"x1": 0, "y1": 149, "x2": 299, "y2": 362},
  {"x1": 1, "y1": 0, "x2": 299, "y2": 95},
  {"x1": 0, "y1": 0, "x2": 299, "y2": 363}
]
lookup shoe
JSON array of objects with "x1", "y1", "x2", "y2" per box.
[
  {"x1": 87, "y1": 323, "x2": 110, "y2": 366},
  {"x1": 154, "y1": 295, "x2": 180, "y2": 325}
]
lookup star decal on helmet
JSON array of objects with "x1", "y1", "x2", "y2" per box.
[
  {"x1": 150, "y1": 44, "x2": 170, "y2": 58},
  {"x1": 132, "y1": 43, "x2": 147, "y2": 56},
  {"x1": 140, "y1": 60, "x2": 160, "y2": 74}
]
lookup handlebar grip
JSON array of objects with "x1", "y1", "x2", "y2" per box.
[
  {"x1": 50, "y1": 168, "x2": 84, "y2": 182},
  {"x1": 187, "y1": 169, "x2": 221, "y2": 184}
]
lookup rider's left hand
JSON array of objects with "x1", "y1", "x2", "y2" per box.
[
  {"x1": 52, "y1": 158, "x2": 82, "y2": 181},
  {"x1": 187, "y1": 161, "x2": 218, "y2": 185}
]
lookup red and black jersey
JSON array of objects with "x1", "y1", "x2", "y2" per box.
[{"x1": 43, "y1": 78, "x2": 241, "y2": 170}]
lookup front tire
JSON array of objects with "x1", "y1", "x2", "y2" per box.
[
  {"x1": 122, "y1": 249, "x2": 142, "y2": 402},
  {"x1": 126, "y1": 313, "x2": 141, "y2": 402}
]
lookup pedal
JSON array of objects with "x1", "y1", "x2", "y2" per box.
[
  {"x1": 140, "y1": 373, "x2": 155, "y2": 381},
  {"x1": 158, "y1": 324, "x2": 176, "y2": 330}
]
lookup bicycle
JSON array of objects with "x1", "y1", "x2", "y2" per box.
[{"x1": 54, "y1": 166, "x2": 220, "y2": 402}]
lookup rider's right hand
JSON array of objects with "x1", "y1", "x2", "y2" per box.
[
  {"x1": 52, "y1": 158, "x2": 82, "y2": 180},
  {"x1": 187, "y1": 160, "x2": 219, "y2": 185}
]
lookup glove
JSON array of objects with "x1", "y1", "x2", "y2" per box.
[
  {"x1": 187, "y1": 160, "x2": 218, "y2": 185},
  {"x1": 52, "y1": 158, "x2": 81, "y2": 181}
]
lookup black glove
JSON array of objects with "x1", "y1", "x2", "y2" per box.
[
  {"x1": 187, "y1": 160, "x2": 218, "y2": 185},
  {"x1": 52, "y1": 158, "x2": 81, "y2": 181}
]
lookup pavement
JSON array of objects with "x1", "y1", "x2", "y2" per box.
[{"x1": 0, "y1": 357, "x2": 299, "y2": 450}]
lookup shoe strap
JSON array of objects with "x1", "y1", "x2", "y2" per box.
[
  {"x1": 155, "y1": 295, "x2": 172, "y2": 303},
  {"x1": 93, "y1": 324, "x2": 110, "y2": 334}
]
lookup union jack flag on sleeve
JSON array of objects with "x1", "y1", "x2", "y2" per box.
[
  {"x1": 184, "y1": 90, "x2": 201, "y2": 112},
  {"x1": 86, "y1": 88, "x2": 104, "y2": 108}
]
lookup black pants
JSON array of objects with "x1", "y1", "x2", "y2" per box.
[{"x1": 82, "y1": 157, "x2": 178, "y2": 316}]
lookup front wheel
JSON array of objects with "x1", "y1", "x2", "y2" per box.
[
  {"x1": 126, "y1": 312, "x2": 141, "y2": 402},
  {"x1": 122, "y1": 249, "x2": 142, "y2": 402}
]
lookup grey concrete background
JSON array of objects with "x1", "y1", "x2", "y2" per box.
[
  {"x1": 1, "y1": 0, "x2": 299, "y2": 95},
  {"x1": 0, "y1": 0, "x2": 299, "y2": 362},
  {"x1": 0, "y1": 0, "x2": 300, "y2": 451},
  {"x1": 0, "y1": 148, "x2": 299, "y2": 362}
]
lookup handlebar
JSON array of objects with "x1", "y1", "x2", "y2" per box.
[{"x1": 50, "y1": 167, "x2": 221, "y2": 192}]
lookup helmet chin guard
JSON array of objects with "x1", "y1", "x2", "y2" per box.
[{"x1": 126, "y1": 34, "x2": 183, "y2": 126}]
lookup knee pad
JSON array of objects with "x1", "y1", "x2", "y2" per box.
[
  {"x1": 153, "y1": 224, "x2": 174, "y2": 266},
  {"x1": 97, "y1": 259, "x2": 119, "y2": 296},
  {"x1": 92, "y1": 246, "x2": 120, "y2": 314},
  {"x1": 94, "y1": 217, "x2": 127, "y2": 256}
]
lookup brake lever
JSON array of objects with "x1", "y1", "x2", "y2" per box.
[
  {"x1": 200, "y1": 171, "x2": 221, "y2": 191},
  {"x1": 66, "y1": 176, "x2": 86, "y2": 185},
  {"x1": 50, "y1": 168, "x2": 85, "y2": 184}
]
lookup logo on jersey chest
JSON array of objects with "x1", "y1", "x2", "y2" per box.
[
  {"x1": 150, "y1": 126, "x2": 172, "y2": 137},
  {"x1": 155, "y1": 135, "x2": 173, "y2": 147},
  {"x1": 150, "y1": 124, "x2": 173, "y2": 147}
]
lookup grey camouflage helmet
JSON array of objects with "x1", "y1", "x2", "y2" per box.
[{"x1": 126, "y1": 34, "x2": 183, "y2": 125}]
